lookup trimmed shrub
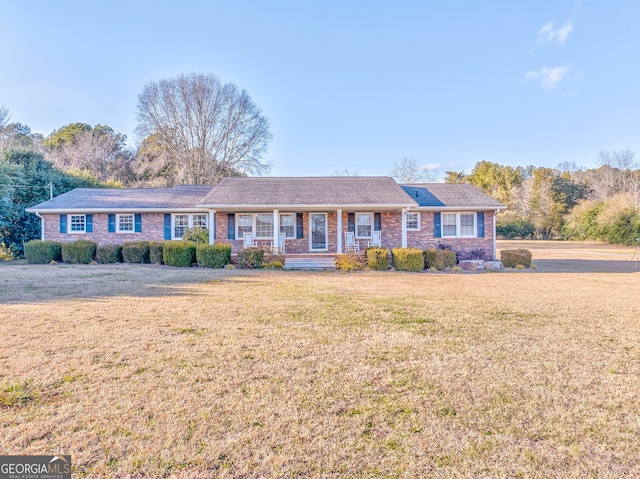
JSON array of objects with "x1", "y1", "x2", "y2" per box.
[
  {"x1": 500, "y1": 248, "x2": 532, "y2": 268},
  {"x1": 24, "y1": 240, "x2": 62, "y2": 264},
  {"x1": 163, "y1": 241, "x2": 197, "y2": 267},
  {"x1": 122, "y1": 241, "x2": 150, "y2": 263},
  {"x1": 149, "y1": 242, "x2": 164, "y2": 265},
  {"x1": 96, "y1": 245, "x2": 122, "y2": 264},
  {"x1": 335, "y1": 254, "x2": 365, "y2": 271},
  {"x1": 366, "y1": 247, "x2": 389, "y2": 271},
  {"x1": 392, "y1": 248, "x2": 424, "y2": 272},
  {"x1": 424, "y1": 249, "x2": 457, "y2": 271},
  {"x1": 236, "y1": 247, "x2": 264, "y2": 269},
  {"x1": 61, "y1": 240, "x2": 97, "y2": 264},
  {"x1": 182, "y1": 227, "x2": 209, "y2": 244},
  {"x1": 196, "y1": 243, "x2": 232, "y2": 268}
]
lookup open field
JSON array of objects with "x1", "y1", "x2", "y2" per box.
[{"x1": 1, "y1": 244, "x2": 639, "y2": 477}]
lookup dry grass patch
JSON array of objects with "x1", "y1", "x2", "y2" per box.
[{"x1": 0, "y1": 262, "x2": 639, "y2": 477}]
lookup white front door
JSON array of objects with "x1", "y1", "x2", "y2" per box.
[{"x1": 310, "y1": 213, "x2": 328, "y2": 251}]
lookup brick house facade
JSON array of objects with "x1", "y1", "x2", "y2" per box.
[{"x1": 27, "y1": 177, "x2": 504, "y2": 259}]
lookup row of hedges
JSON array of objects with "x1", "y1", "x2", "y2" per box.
[{"x1": 23, "y1": 240, "x2": 233, "y2": 268}]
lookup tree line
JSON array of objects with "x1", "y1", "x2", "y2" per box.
[
  {"x1": 444, "y1": 156, "x2": 640, "y2": 244},
  {"x1": 0, "y1": 73, "x2": 273, "y2": 257}
]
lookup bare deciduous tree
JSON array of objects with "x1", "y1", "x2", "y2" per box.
[
  {"x1": 136, "y1": 73, "x2": 272, "y2": 185},
  {"x1": 47, "y1": 127, "x2": 132, "y2": 183},
  {"x1": 390, "y1": 157, "x2": 439, "y2": 183},
  {"x1": 331, "y1": 168, "x2": 359, "y2": 176}
]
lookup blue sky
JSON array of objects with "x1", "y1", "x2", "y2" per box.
[{"x1": 1, "y1": 0, "x2": 639, "y2": 178}]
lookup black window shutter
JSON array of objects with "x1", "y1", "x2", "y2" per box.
[
  {"x1": 374, "y1": 213, "x2": 381, "y2": 232},
  {"x1": 108, "y1": 214, "x2": 116, "y2": 233},
  {"x1": 163, "y1": 214, "x2": 171, "y2": 240},
  {"x1": 227, "y1": 214, "x2": 235, "y2": 240},
  {"x1": 86, "y1": 214, "x2": 93, "y2": 233},
  {"x1": 296, "y1": 213, "x2": 304, "y2": 239},
  {"x1": 477, "y1": 212, "x2": 485, "y2": 238},
  {"x1": 434, "y1": 212, "x2": 442, "y2": 238},
  {"x1": 135, "y1": 214, "x2": 142, "y2": 233},
  {"x1": 348, "y1": 213, "x2": 355, "y2": 233},
  {"x1": 60, "y1": 215, "x2": 67, "y2": 233}
]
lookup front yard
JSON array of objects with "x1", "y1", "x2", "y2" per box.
[{"x1": 1, "y1": 254, "x2": 639, "y2": 477}]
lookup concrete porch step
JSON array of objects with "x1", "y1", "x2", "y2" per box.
[{"x1": 284, "y1": 257, "x2": 337, "y2": 270}]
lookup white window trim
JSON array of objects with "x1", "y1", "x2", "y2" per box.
[
  {"x1": 69, "y1": 214, "x2": 86, "y2": 234},
  {"x1": 442, "y1": 212, "x2": 477, "y2": 238},
  {"x1": 406, "y1": 212, "x2": 420, "y2": 231},
  {"x1": 279, "y1": 213, "x2": 296, "y2": 239},
  {"x1": 236, "y1": 213, "x2": 297, "y2": 240},
  {"x1": 355, "y1": 212, "x2": 373, "y2": 239},
  {"x1": 116, "y1": 213, "x2": 135, "y2": 234},
  {"x1": 172, "y1": 213, "x2": 208, "y2": 240}
]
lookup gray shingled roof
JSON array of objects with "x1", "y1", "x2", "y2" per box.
[
  {"x1": 401, "y1": 183, "x2": 505, "y2": 209},
  {"x1": 27, "y1": 185, "x2": 214, "y2": 212},
  {"x1": 199, "y1": 177, "x2": 417, "y2": 208}
]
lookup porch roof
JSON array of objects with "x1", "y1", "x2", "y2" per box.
[{"x1": 199, "y1": 176, "x2": 418, "y2": 210}]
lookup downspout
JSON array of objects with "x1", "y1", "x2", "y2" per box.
[
  {"x1": 493, "y1": 209, "x2": 498, "y2": 260},
  {"x1": 401, "y1": 207, "x2": 408, "y2": 248},
  {"x1": 208, "y1": 210, "x2": 215, "y2": 245},
  {"x1": 35, "y1": 212, "x2": 45, "y2": 241}
]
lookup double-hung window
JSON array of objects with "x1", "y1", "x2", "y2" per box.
[
  {"x1": 237, "y1": 214, "x2": 253, "y2": 238},
  {"x1": 69, "y1": 214, "x2": 86, "y2": 233},
  {"x1": 117, "y1": 214, "x2": 135, "y2": 233},
  {"x1": 172, "y1": 213, "x2": 208, "y2": 240},
  {"x1": 279, "y1": 213, "x2": 295, "y2": 238},
  {"x1": 442, "y1": 212, "x2": 476, "y2": 237},
  {"x1": 255, "y1": 214, "x2": 274, "y2": 239},
  {"x1": 356, "y1": 213, "x2": 373, "y2": 238},
  {"x1": 406, "y1": 212, "x2": 420, "y2": 230}
]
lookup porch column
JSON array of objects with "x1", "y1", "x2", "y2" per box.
[
  {"x1": 208, "y1": 210, "x2": 215, "y2": 245},
  {"x1": 337, "y1": 208, "x2": 343, "y2": 253},
  {"x1": 273, "y1": 209, "x2": 279, "y2": 250},
  {"x1": 401, "y1": 208, "x2": 408, "y2": 248}
]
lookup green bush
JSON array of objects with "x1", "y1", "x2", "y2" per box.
[
  {"x1": 23, "y1": 240, "x2": 62, "y2": 264},
  {"x1": 61, "y1": 240, "x2": 97, "y2": 264},
  {"x1": 366, "y1": 247, "x2": 389, "y2": 271},
  {"x1": 163, "y1": 241, "x2": 197, "y2": 267},
  {"x1": 263, "y1": 261, "x2": 284, "y2": 269},
  {"x1": 496, "y1": 219, "x2": 535, "y2": 240},
  {"x1": 122, "y1": 241, "x2": 150, "y2": 263},
  {"x1": 392, "y1": 248, "x2": 424, "y2": 272},
  {"x1": 96, "y1": 245, "x2": 122, "y2": 264},
  {"x1": 335, "y1": 254, "x2": 365, "y2": 271},
  {"x1": 196, "y1": 243, "x2": 232, "y2": 268},
  {"x1": 424, "y1": 249, "x2": 457, "y2": 270},
  {"x1": 236, "y1": 247, "x2": 264, "y2": 269},
  {"x1": 500, "y1": 248, "x2": 532, "y2": 268},
  {"x1": 182, "y1": 227, "x2": 209, "y2": 244},
  {"x1": 149, "y1": 242, "x2": 164, "y2": 265}
]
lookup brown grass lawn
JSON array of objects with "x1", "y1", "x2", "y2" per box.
[{"x1": 1, "y1": 244, "x2": 639, "y2": 478}]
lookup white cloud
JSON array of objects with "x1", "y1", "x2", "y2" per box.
[
  {"x1": 538, "y1": 20, "x2": 573, "y2": 45},
  {"x1": 524, "y1": 66, "x2": 571, "y2": 90}
]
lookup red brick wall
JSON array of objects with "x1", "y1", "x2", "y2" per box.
[
  {"x1": 406, "y1": 211, "x2": 496, "y2": 259},
  {"x1": 43, "y1": 213, "x2": 166, "y2": 245},
  {"x1": 39, "y1": 210, "x2": 496, "y2": 259}
]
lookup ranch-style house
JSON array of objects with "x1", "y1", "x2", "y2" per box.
[{"x1": 27, "y1": 176, "x2": 505, "y2": 259}]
